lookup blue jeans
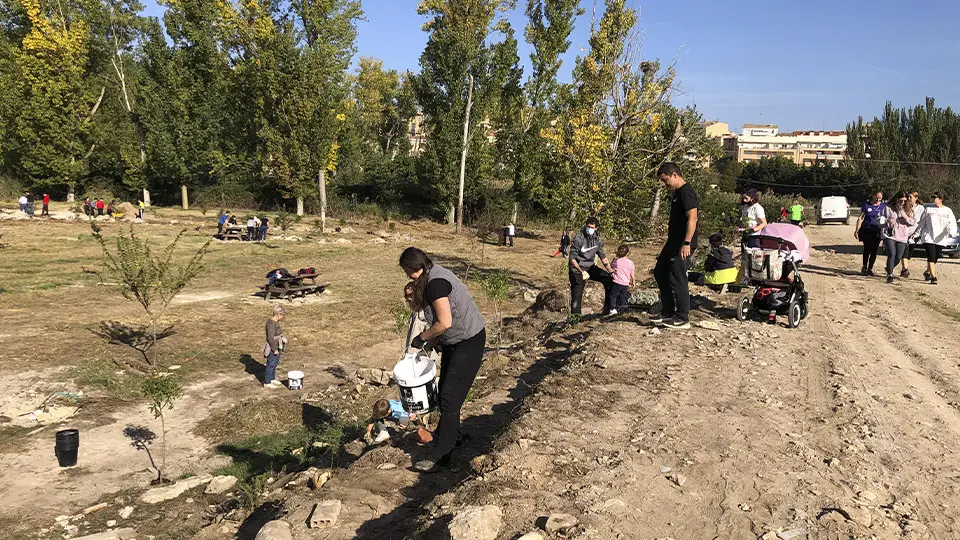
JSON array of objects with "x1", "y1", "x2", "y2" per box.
[
  {"x1": 606, "y1": 283, "x2": 629, "y2": 311},
  {"x1": 264, "y1": 350, "x2": 281, "y2": 384}
]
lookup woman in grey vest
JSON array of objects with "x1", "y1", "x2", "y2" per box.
[{"x1": 400, "y1": 247, "x2": 486, "y2": 472}]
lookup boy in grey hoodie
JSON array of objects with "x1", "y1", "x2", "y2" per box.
[{"x1": 568, "y1": 217, "x2": 614, "y2": 315}]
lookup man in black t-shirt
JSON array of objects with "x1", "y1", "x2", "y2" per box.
[{"x1": 653, "y1": 162, "x2": 699, "y2": 329}]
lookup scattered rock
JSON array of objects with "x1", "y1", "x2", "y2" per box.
[
  {"x1": 205, "y1": 475, "x2": 238, "y2": 494},
  {"x1": 839, "y1": 505, "x2": 872, "y2": 527},
  {"x1": 649, "y1": 328, "x2": 662, "y2": 335},
  {"x1": 343, "y1": 440, "x2": 365, "y2": 458},
  {"x1": 355, "y1": 368, "x2": 392, "y2": 386},
  {"x1": 598, "y1": 499, "x2": 629, "y2": 515},
  {"x1": 186, "y1": 498, "x2": 194, "y2": 503},
  {"x1": 334, "y1": 238, "x2": 352, "y2": 244},
  {"x1": 825, "y1": 457, "x2": 840, "y2": 467},
  {"x1": 667, "y1": 474, "x2": 687, "y2": 487},
  {"x1": 312, "y1": 471, "x2": 331, "y2": 490},
  {"x1": 308, "y1": 500, "x2": 342, "y2": 529},
  {"x1": 697, "y1": 320, "x2": 722, "y2": 331},
  {"x1": 518, "y1": 533, "x2": 545, "y2": 540},
  {"x1": 760, "y1": 533, "x2": 778, "y2": 540},
  {"x1": 140, "y1": 474, "x2": 213, "y2": 504},
  {"x1": 106, "y1": 520, "x2": 117, "y2": 527},
  {"x1": 528, "y1": 289, "x2": 566, "y2": 313},
  {"x1": 544, "y1": 513, "x2": 578, "y2": 534},
  {"x1": 777, "y1": 529, "x2": 807, "y2": 540},
  {"x1": 448, "y1": 505, "x2": 502, "y2": 540},
  {"x1": 517, "y1": 439, "x2": 533, "y2": 450},
  {"x1": 168, "y1": 365, "x2": 181, "y2": 370},
  {"x1": 71, "y1": 529, "x2": 137, "y2": 540},
  {"x1": 738, "y1": 503, "x2": 751, "y2": 511},
  {"x1": 522, "y1": 288, "x2": 540, "y2": 303},
  {"x1": 857, "y1": 490, "x2": 878, "y2": 502},
  {"x1": 377, "y1": 463, "x2": 397, "y2": 470},
  {"x1": 118, "y1": 507, "x2": 134, "y2": 519},
  {"x1": 335, "y1": 226, "x2": 356, "y2": 234},
  {"x1": 659, "y1": 466, "x2": 672, "y2": 474},
  {"x1": 255, "y1": 520, "x2": 292, "y2": 540},
  {"x1": 83, "y1": 503, "x2": 108, "y2": 515}
]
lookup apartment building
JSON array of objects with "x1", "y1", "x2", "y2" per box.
[{"x1": 736, "y1": 124, "x2": 846, "y2": 167}]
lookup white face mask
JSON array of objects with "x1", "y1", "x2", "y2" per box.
[{"x1": 585, "y1": 227, "x2": 596, "y2": 236}]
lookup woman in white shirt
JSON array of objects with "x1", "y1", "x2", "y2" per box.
[
  {"x1": 739, "y1": 189, "x2": 767, "y2": 234},
  {"x1": 900, "y1": 191, "x2": 925, "y2": 278},
  {"x1": 918, "y1": 192, "x2": 958, "y2": 285}
]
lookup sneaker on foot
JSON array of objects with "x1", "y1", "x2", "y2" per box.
[
  {"x1": 860, "y1": 267, "x2": 868, "y2": 276},
  {"x1": 662, "y1": 317, "x2": 690, "y2": 329},
  {"x1": 931, "y1": 276, "x2": 938, "y2": 285},
  {"x1": 924, "y1": 271, "x2": 932, "y2": 281},
  {"x1": 901, "y1": 269, "x2": 911, "y2": 278},
  {"x1": 886, "y1": 275, "x2": 894, "y2": 283},
  {"x1": 608, "y1": 309, "x2": 618, "y2": 316},
  {"x1": 865, "y1": 269, "x2": 875, "y2": 277},
  {"x1": 650, "y1": 313, "x2": 672, "y2": 324}
]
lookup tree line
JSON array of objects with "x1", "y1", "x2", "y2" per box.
[{"x1": 0, "y1": 0, "x2": 715, "y2": 238}]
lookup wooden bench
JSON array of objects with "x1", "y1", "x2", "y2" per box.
[
  {"x1": 220, "y1": 225, "x2": 248, "y2": 241},
  {"x1": 259, "y1": 273, "x2": 328, "y2": 301}
]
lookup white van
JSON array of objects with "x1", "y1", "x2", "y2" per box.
[{"x1": 817, "y1": 196, "x2": 849, "y2": 225}]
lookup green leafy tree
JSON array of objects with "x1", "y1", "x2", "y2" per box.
[
  {"x1": 140, "y1": 374, "x2": 183, "y2": 483},
  {"x1": 93, "y1": 223, "x2": 210, "y2": 371},
  {"x1": 479, "y1": 269, "x2": 510, "y2": 351}
]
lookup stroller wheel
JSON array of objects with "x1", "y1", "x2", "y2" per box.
[
  {"x1": 736, "y1": 293, "x2": 751, "y2": 322},
  {"x1": 787, "y1": 300, "x2": 802, "y2": 328},
  {"x1": 800, "y1": 296, "x2": 809, "y2": 319}
]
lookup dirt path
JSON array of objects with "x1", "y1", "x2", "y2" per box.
[{"x1": 413, "y1": 223, "x2": 960, "y2": 539}]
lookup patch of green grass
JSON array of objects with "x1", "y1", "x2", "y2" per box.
[
  {"x1": 66, "y1": 360, "x2": 140, "y2": 400},
  {"x1": 33, "y1": 282, "x2": 65, "y2": 290},
  {"x1": 0, "y1": 425, "x2": 35, "y2": 454}
]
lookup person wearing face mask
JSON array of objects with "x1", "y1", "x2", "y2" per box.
[
  {"x1": 568, "y1": 217, "x2": 614, "y2": 316},
  {"x1": 854, "y1": 191, "x2": 886, "y2": 276},
  {"x1": 738, "y1": 189, "x2": 767, "y2": 234}
]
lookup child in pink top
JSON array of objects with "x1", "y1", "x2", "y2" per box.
[{"x1": 606, "y1": 245, "x2": 635, "y2": 315}]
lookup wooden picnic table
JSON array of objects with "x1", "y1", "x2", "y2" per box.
[
  {"x1": 260, "y1": 272, "x2": 329, "y2": 301},
  {"x1": 220, "y1": 225, "x2": 248, "y2": 241}
]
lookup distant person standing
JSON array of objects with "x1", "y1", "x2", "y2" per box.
[
  {"x1": 653, "y1": 162, "x2": 699, "y2": 329},
  {"x1": 505, "y1": 222, "x2": 515, "y2": 247},
  {"x1": 217, "y1": 211, "x2": 230, "y2": 236},
  {"x1": 25, "y1": 193, "x2": 35, "y2": 216},
  {"x1": 262, "y1": 305, "x2": 286, "y2": 388},
  {"x1": 96, "y1": 198, "x2": 105, "y2": 216},
  {"x1": 789, "y1": 199, "x2": 804, "y2": 226},
  {"x1": 82, "y1": 197, "x2": 92, "y2": 216},
  {"x1": 18, "y1": 193, "x2": 28, "y2": 213},
  {"x1": 137, "y1": 199, "x2": 145, "y2": 220},
  {"x1": 918, "y1": 192, "x2": 957, "y2": 285},
  {"x1": 259, "y1": 216, "x2": 269, "y2": 241},
  {"x1": 246, "y1": 216, "x2": 257, "y2": 241},
  {"x1": 606, "y1": 245, "x2": 635, "y2": 315},
  {"x1": 901, "y1": 191, "x2": 925, "y2": 278},
  {"x1": 739, "y1": 189, "x2": 767, "y2": 234},
  {"x1": 41, "y1": 193, "x2": 50, "y2": 216},
  {"x1": 568, "y1": 217, "x2": 614, "y2": 316},
  {"x1": 553, "y1": 229, "x2": 571, "y2": 257},
  {"x1": 854, "y1": 191, "x2": 886, "y2": 276},
  {"x1": 880, "y1": 191, "x2": 916, "y2": 284}
]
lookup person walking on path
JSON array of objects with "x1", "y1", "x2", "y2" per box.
[
  {"x1": 18, "y1": 193, "x2": 27, "y2": 214},
  {"x1": 854, "y1": 191, "x2": 886, "y2": 276},
  {"x1": 606, "y1": 245, "x2": 635, "y2": 315},
  {"x1": 41, "y1": 194, "x2": 50, "y2": 216},
  {"x1": 137, "y1": 199, "x2": 145, "y2": 220},
  {"x1": 552, "y1": 230, "x2": 571, "y2": 257},
  {"x1": 400, "y1": 247, "x2": 486, "y2": 473},
  {"x1": 918, "y1": 193, "x2": 958, "y2": 285},
  {"x1": 568, "y1": 217, "x2": 614, "y2": 316},
  {"x1": 653, "y1": 162, "x2": 699, "y2": 330},
  {"x1": 789, "y1": 199, "x2": 804, "y2": 226},
  {"x1": 82, "y1": 197, "x2": 92, "y2": 216},
  {"x1": 901, "y1": 191, "x2": 925, "y2": 278},
  {"x1": 263, "y1": 305, "x2": 286, "y2": 388},
  {"x1": 881, "y1": 191, "x2": 916, "y2": 284},
  {"x1": 739, "y1": 189, "x2": 767, "y2": 234}
]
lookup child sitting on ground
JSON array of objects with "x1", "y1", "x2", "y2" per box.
[
  {"x1": 605, "y1": 244, "x2": 635, "y2": 315},
  {"x1": 365, "y1": 398, "x2": 416, "y2": 444},
  {"x1": 689, "y1": 233, "x2": 738, "y2": 288}
]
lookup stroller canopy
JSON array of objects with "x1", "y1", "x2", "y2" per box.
[{"x1": 758, "y1": 223, "x2": 810, "y2": 263}]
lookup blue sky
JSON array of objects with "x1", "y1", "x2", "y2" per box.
[{"x1": 141, "y1": 0, "x2": 960, "y2": 132}]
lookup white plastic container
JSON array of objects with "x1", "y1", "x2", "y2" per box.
[
  {"x1": 287, "y1": 370, "x2": 304, "y2": 390},
  {"x1": 392, "y1": 353, "x2": 438, "y2": 414}
]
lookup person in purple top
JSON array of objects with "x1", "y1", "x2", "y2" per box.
[{"x1": 854, "y1": 191, "x2": 887, "y2": 276}]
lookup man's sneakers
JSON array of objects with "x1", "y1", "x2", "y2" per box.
[
  {"x1": 901, "y1": 269, "x2": 911, "y2": 278},
  {"x1": 263, "y1": 379, "x2": 285, "y2": 389},
  {"x1": 924, "y1": 270, "x2": 932, "y2": 281},
  {"x1": 662, "y1": 317, "x2": 691, "y2": 330},
  {"x1": 930, "y1": 276, "x2": 939, "y2": 285},
  {"x1": 607, "y1": 309, "x2": 619, "y2": 316},
  {"x1": 886, "y1": 275, "x2": 895, "y2": 284},
  {"x1": 649, "y1": 313, "x2": 670, "y2": 324}
]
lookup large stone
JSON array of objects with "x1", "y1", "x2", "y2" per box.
[
  {"x1": 447, "y1": 505, "x2": 502, "y2": 540},
  {"x1": 529, "y1": 289, "x2": 566, "y2": 313},
  {"x1": 72, "y1": 529, "x2": 137, "y2": 540},
  {"x1": 255, "y1": 520, "x2": 292, "y2": 540},
  {"x1": 308, "y1": 500, "x2": 342, "y2": 529},
  {"x1": 518, "y1": 533, "x2": 545, "y2": 540},
  {"x1": 205, "y1": 475, "x2": 238, "y2": 494},
  {"x1": 544, "y1": 513, "x2": 578, "y2": 535},
  {"x1": 355, "y1": 368, "x2": 392, "y2": 386},
  {"x1": 140, "y1": 474, "x2": 212, "y2": 504},
  {"x1": 118, "y1": 506, "x2": 134, "y2": 519}
]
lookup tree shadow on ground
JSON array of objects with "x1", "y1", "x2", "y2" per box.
[
  {"x1": 122, "y1": 424, "x2": 160, "y2": 482},
  {"x1": 235, "y1": 502, "x2": 285, "y2": 540},
  {"x1": 238, "y1": 354, "x2": 265, "y2": 384},
  {"x1": 801, "y1": 263, "x2": 862, "y2": 278},
  {"x1": 691, "y1": 294, "x2": 738, "y2": 319},
  {"x1": 91, "y1": 321, "x2": 176, "y2": 368},
  {"x1": 352, "y1": 319, "x2": 592, "y2": 539}
]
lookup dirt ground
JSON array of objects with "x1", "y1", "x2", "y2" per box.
[{"x1": 4, "y1": 206, "x2": 960, "y2": 539}]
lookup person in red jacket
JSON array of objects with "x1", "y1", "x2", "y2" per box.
[
  {"x1": 41, "y1": 194, "x2": 50, "y2": 216},
  {"x1": 96, "y1": 198, "x2": 105, "y2": 216}
]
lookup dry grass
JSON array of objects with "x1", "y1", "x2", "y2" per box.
[{"x1": 193, "y1": 396, "x2": 305, "y2": 443}]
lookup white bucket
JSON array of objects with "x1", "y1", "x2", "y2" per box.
[
  {"x1": 392, "y1": 353, "x2": 438, "y2": 414},
  {"x1": 287, "y1": 370, "x2": 304, "y2": 390}
]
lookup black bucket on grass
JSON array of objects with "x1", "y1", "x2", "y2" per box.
[{"x1": 55, "y1": 429, "x2": 79, "y2": 467}]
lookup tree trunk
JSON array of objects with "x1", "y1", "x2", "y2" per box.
[
  {"x1": 180, "y1": 184, "x2": 189, "y2": 210},
  {"x1": 159, "y1": 412, "x2": 166, "y2": 483},
  {"x1": 456, "y1": 74, "x2": 475, "y2": 234},
  {"x1": 318, "y1": 169, "x2": 327, "y2": 233},
  {"x1": 649, "y1": 186, "x2": 663, "y2": 230},
  {"x1": 143, "y1": 189, "x2": 151, "y2": 207},
  {"x1": 296, "y1": 197, "x2": 304, "y2": 217}
]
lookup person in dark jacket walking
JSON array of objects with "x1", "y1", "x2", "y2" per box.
[
  {"x1": 400, "y1": 247, "x2": 486, "y2": 473},
  {"x1": 552, "y1": 230, "x2": 571, "y2": 257},
  {"x1": 568, "y1": 217, "x2": 614, "y2": 315}
]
